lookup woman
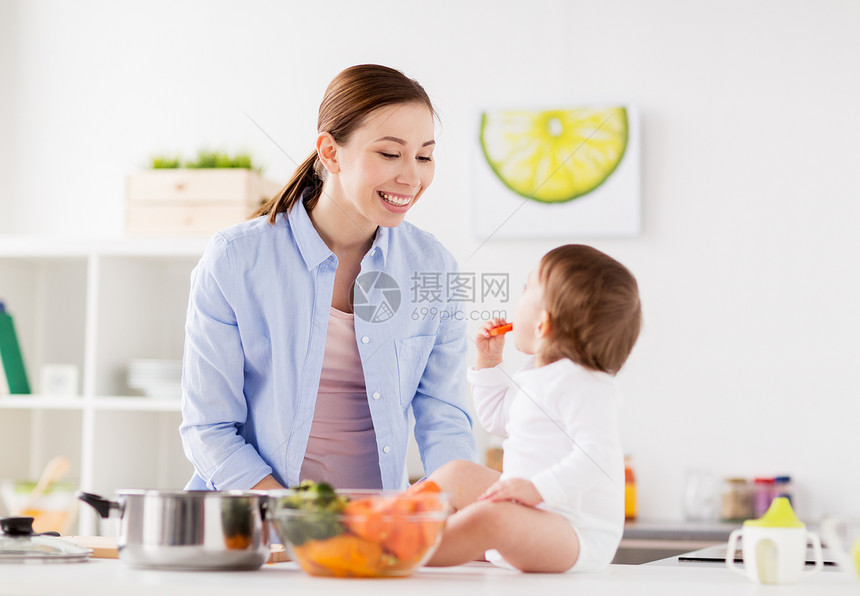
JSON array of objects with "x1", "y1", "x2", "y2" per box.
[{"x1": 179, "y1": 64, "x2": 478, "y2": 491}]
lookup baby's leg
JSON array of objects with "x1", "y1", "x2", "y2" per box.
[
  {"x1": 428, "y1": 459, "x2": 501, "y2": 511},
  {"x1": 427, "y1": 500, "x2": 580, "y2": 573}
]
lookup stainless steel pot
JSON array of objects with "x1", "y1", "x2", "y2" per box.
[{"x1": 78, "y1": 490, "x2": 271, "y2": 570}]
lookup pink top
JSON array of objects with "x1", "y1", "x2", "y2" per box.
[{"x1": 299, "y1": 307, "x2": 383, "y2": 489}]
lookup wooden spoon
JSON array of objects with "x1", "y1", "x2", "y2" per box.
[{"x1": 13, "y1": 455, "x2": 71, "y2": 516}]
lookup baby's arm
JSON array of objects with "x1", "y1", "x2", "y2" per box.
[{"x1": 469, "y1": 319, "x2": 515, "y2": 435}]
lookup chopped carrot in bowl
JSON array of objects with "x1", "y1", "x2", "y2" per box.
[{"x1": 269, "y1": 481, "x2": 448, "y2": 578}]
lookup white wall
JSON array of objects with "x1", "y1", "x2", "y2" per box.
[
  {"x1": 2, "y1": 0, "x2": 859, "y2": 520},
  {"x1": 0, "y1": 0, "x2": 15, "y2": 202}
]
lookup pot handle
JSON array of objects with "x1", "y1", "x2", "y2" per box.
[
  {"x1": 76, "y1": 491, "x2": 121, "y2": 519},
  {"x1": 0, "y1": 516, "x2": 61, "y2": 537}
]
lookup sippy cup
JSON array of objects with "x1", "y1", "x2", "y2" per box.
[
  {"x1": 726, "y1": 497, "x2": 823, "y2": 585},
  {"x1": 821, "y1": 517, "x2": 860, "y2": 579}
]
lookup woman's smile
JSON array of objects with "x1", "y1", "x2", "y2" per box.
[{"x1": 377, "y1": 190, "x2": 415, "y2": 210}]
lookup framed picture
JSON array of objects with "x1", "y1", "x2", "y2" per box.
[{"x1": 472, "y1": 105, "x2": 641, "y2": 239}]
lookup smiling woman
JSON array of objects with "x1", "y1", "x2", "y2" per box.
[
  {"x1": 179, "y1": 65, "x2": 478, "y2": 494},
  {"x1": 313, "y1": 101, "x2": 436, "y2": 232}
]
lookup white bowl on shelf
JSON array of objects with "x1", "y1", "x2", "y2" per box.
[{"x1": 127, "y1": 359, "x2": 182, "y2": 399}]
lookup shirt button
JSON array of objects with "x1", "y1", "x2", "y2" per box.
[
  {"x1": 361, "y1": 336, "x2": 370, "y2": 344},
  {"x1": 372, "y1": 392, "x2": 380, "y2": 400},
  {"x1": 370, "y1": 248, "x2": 376, "y2": 255},
  {"x1": 383, "y1": 445, "x2": 391, "y2": 454}
]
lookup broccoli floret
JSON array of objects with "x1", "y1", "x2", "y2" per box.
[{"x1": 275, "y1": 481, "x2": 348, "y2": 546}]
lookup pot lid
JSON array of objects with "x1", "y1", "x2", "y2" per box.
[{"x1": 0, "y1": 517, "x2": 92, "y2": 563}]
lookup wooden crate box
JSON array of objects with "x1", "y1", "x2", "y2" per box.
[{"x1": 126, "y1": 169, "x2": 282, "y2": 236}]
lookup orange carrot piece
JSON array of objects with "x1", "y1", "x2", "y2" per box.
[
  {"x1": 405, "y1": 479, "x2": 442, "y2": 495},
  {"x1": 343, "y1": 498, "x2": 392, "y2": 542},
  {"x1": 299, "y1": 534, "x2": 385, "y2": 577},
  {"x1": 382, "y1": 521, "x2": 425, "y2": 561},
  {"x1": 488, "y1": 323, "x2": 513, "y2": 336}
]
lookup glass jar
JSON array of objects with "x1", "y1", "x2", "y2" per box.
[
  {"x1": 774, "y1": 475, "x2": 793, "y2": 505},
  {"x1": 624, "y1": 456, "x2": 637, "y2": 520},
  {"x1": 720, "y1": 477, "x2": 753, "y2": 522},
  {"x1": 753, "y1": 477, "x2": 776, "y2": 517}
]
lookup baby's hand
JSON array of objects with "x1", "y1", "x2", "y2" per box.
[
  {"x1": 474, "y1": 318, "x2": 508, "y2": 369},
  {"x1": 478, "y1": 477, "x2": 543, "y2": 507}
]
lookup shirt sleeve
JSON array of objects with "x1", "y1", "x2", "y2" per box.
[
  {"x1": 410, "y1": 269, "x2": 479, "y2": 475},
  {"x1": 466, "y1": 365, "x2": 516, "y2": 436},
  {"x1": 179, "y1": 235, "x2": 273, "y2": 490},
  {"x1": 529, "y1": 380, "x2": 622, "y2": 510}
]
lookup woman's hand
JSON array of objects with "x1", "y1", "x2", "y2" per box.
[
  {"x1": 477, "y1": 477, "x2": 543, "y2": 507},
  {"x1": 474, "y1": 318, "x2": 508, "y2": 370}
]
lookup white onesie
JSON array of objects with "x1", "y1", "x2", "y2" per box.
[{"x1": 468, "y1": 357, "x2": 625, "y2": 572}]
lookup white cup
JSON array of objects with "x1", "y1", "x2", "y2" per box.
[{"x1": 726, "y1": 526, "x2": 823, "y2": 585}]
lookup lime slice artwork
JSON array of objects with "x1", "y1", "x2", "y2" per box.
[{"x1": 480, "y1": 107, "x2": 628, "y2": 203}]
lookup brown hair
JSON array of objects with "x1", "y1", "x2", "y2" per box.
[
  {"x1": 538, "y1": 245, "x2": 642, "y2": 375},
  {"x1": 253, "y1": 64, "x2": 435, "y2": 223}
]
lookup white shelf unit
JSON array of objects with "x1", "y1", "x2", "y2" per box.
[{"x1": 0, "y1": 236, "x2": 208, "y2": 534}]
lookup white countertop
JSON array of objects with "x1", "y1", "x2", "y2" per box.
[{"x1": 1, "y1": 558, "x2": 857, "y2": 596}]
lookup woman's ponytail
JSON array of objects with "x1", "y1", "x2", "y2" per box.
[{"x1": 252, "y1": 150, "x2": 324, "y2": 223}]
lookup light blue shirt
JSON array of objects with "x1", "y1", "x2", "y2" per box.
[{"x1": 180, "y1": 199, "x2": 478, "y2": 490}]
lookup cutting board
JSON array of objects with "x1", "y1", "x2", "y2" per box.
[{"x1": 65, "y1": 536, "x2": 289, "y2": 563}]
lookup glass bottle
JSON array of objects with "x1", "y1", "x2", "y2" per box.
[
  {"x1": 624, "y1": 456, "x2": 637, "y2": 520},
  {"x1": 720, "y1": 477, "x2": 753, "y2": 522},
  {"x1": 753, "y1": 477, "x2": 776, "y2": 517},
  {"x1": 774, "y1": 475, "x2": 793, "y2": 505}
]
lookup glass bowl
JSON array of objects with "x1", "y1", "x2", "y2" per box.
[{"x1": 268, "y1": 484, "x2": 448, "y2": 578}]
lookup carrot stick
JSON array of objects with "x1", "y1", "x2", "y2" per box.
[{"x1": 488, "y1": 323, "x2": 513, "y2": 336}]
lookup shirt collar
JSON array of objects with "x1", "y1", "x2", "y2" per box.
[
  {"x1": 370, "y1": 224, "x2": 390, "y2": 265},
  {"x1": 288, "y1": 197, "x2": 333, "y2": 270},
  {"x1": 288, "y1": 193, "x2": 391, "y2": 269}
]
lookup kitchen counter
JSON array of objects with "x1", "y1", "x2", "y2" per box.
[
  {"x1": 1, "y1": 558, "x2": 856, "y2": 596},
  {"x1": 613, "y1": 519, "x2": 741, "y2": 564},
  {"x1": 622, "y1": 518, "x2": 741, "y2": 542}
]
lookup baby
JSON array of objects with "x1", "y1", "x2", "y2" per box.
[{"x1": 426, "y1": 244, "x2": 642, "y2": 573}]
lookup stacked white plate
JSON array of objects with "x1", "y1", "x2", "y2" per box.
[{"x1": 127, "y1": 359, "x2": 182, "y2": 399}]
